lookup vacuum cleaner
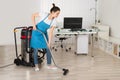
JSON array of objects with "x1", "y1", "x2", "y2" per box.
[
  {"x1": 14, "y1": 26, "x2": 46, "y2": 67},
  {"x1": 13, "y1": 26, "x2": 69, "y2": 75}
]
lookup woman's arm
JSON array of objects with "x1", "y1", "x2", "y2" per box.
[
  {"x1": 48, "y1": 26, "x2": 55, "y2": 47},
  {"x1": 32, "y1": 12, "x2": 40, "y2": 30}
]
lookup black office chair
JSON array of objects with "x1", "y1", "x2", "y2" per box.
[{"x1": 52, "y1": 34, "x2": 71, "y2": 52}]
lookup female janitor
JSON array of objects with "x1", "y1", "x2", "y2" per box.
[{"x1": 30, "y1": 3, "x2": 60, "y2": 71}]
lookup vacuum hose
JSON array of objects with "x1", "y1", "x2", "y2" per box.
[{"x1": 36, "y1": 29, "x2": 69, "y2": 75}]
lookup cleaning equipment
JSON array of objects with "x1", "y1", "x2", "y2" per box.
[
  {"x1": 13, "y1": 26, "x2": 69, "y2": 75},
  {"x1": 14, "y1": 26, "x2": 45, "y2": 67},
  {"x1": 36, "y1": 29, "x2": 69, "y2": 75}
]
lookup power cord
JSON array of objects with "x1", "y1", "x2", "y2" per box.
[{"x1": 0, "y1": 63, "x2": 14, "y2": 68}]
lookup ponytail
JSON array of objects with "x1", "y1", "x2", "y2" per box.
[
  {"x1": 52, "y1": 3, "x2": 55, "y2": 7},
  {"x1": 50, "y1": 3, "x2": 60, "y2": 13}
]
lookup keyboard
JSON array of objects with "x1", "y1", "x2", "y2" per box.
[{"x1": 70, "y1": 29, "x2": 87, "y2": 32}]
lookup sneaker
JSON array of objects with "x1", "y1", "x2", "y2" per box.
[
  {"x1": 47, "y1": 65, "x2": 57, "y2": 70},
  {"x1": 34, "y1": 67, "x2": 40, "y2": 71}
]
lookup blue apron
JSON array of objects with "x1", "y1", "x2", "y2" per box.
[{"x1": 30, "y1": 15, "x2": 53, "y2": 49}]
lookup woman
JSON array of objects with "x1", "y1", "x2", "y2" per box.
[{"x1": 30, "y1": 3, "x2": 60, "y2": 71}]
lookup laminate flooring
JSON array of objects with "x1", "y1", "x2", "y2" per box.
[{"x1": 0, "y1": 45, "x2": 120, "y2": 80}]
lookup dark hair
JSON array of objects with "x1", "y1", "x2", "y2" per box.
[{"x1": 50, "y1": 3, "x2": 60, "y2": 13}]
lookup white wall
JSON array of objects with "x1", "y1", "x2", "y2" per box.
[
  {"x1": 0, "y1": 0, "x2": 95, "y2": 45},
  {"x1": 40, "y1": 0, "x2": 95, "y2": 28},
  {"x1": 98, "y1": 0, "x2": 120, "y2": 38},
  {"x1": 0, "y1": 0, "x2": 40, "y2": 45}
]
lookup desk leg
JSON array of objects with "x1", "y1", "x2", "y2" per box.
[
  {"x1": 74, "y1": 34, "x2": 77, "y2": 54},
  {"x1": 91, "y1": 34, "x2": 94, "y2": 57}
]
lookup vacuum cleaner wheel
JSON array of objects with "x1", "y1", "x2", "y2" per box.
[{"x1": 14, "y1": 58, "x2": 22, "y2": 66}]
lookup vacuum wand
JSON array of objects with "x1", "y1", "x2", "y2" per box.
[{"x1": 36, "y1": 30, "x2": 69, "y2": 75}]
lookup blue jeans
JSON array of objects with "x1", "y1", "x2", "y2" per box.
[{"x1": 33, "y1": 48, "x2": 51, "y2": 65}]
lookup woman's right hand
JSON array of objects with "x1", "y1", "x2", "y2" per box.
[{"x1": 33, "y1": 26, "x2": 36, "y2": 30}]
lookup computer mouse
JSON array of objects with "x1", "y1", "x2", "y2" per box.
[
  {"x1": 89, "y1": 30, "x2": 92, "y2": 32},
  {"x1": 57, "y1": 29, "x2": 60, "y2": 32}
]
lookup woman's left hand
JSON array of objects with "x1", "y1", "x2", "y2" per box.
[{"x1": 48, "y1": 43, "x2": 51, "y2": 48}]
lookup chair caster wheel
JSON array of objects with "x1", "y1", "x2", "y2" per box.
[
  {"x1": 69, "y1": 47, "x2": 71, "y2": 50},
  {"x1": 55, "y1": 49, "x2": 57, "y2": 51},
  {"x1": 66, "y1": 49, "x2": 68, "y2": 52},
  {"x1": 61, "y1": 45, "x2": 63, "y2": 48},
  {"x1": 74, "y1": 52, "x2": 76, "y2": 54},
  {"x1": 52, "y1": 47, "x2": 54, "y2": 49}
]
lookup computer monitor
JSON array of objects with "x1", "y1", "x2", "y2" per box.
[{"x1": 64, "y1": 17, "x2": 82, "y2": 30}]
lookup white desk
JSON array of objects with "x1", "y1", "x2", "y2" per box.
[{"x1": 54, "y1": 28, "x2": 97, "y2": 54}]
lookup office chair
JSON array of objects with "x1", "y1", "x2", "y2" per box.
[{"x1": 52, "y1": 34, "x2": 71, "y2": 52}]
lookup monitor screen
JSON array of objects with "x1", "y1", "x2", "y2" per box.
[{"x1": 64, "y1": 17, "x2": 82, "y2": 29}]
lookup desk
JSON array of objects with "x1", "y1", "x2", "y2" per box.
[{"x1": 54, "y1": 28, "x2": 97, "y2": 54}]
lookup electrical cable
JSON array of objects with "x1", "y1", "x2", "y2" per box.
[{"x1": 0, "y1": 63, "x2": 14, "y2": 68}]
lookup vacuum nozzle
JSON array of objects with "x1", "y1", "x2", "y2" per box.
[{"x1": 63, "y1": 68, "x2": 69, "y2": 75}]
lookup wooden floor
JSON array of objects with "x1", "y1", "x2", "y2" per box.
[{"x1": 1, "y1": 45, "x2": 120, "y2": 80}]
